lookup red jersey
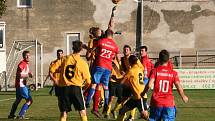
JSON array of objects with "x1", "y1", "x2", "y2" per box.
[
  {"x1": 95, "y1": 38, "x2": 119, "y2": 70},
  {"x1": 150, "y1": 65, "x2": 180, "y2": 107},
  {"x1": 140, "y1": 55, "x2": 154, "y2": 78},
  {"x1": 15, "y1": 60, "x2": 30, "y2": 88}
]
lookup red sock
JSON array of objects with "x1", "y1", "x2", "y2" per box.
[{"x1": 93, "y1": 89, "x2": 101, "y2": 112}]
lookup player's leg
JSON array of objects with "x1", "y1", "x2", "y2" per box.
[
  {"x1": 92, "y1": 84, "x2": 102, "y2": 113},
  {"x1": 18, "y1": 86, "x2": 33, "y2": 118},
  {"x1": 60, "y1": 112, "x2": 67, "y2": 121},
  {"x1": 58, "y1": 86, "x2": 71, "y2": 121},
  {"x1": 105, "y1": 81, "x2": 117, "y2": 118},
  {"x1": 86, "y1": 67, "x2": 103, "y2": 107},
  {"x1": 71, "y1": 86, "x2": 88, "y2": 121},
  {"x1": 8, "y1": 88, "x2": 22, "y2": 119},
  {"x1": 101, "y1": 69, "x2": 111, "y2": 114},
  {"x1": 117, "y1": 98, "x2": 136, "y2": 121},
  {"x1": 162, "y1": 106, "x2": 176, "y2": 121},
  {"x1": 149, "y1": 106, "x2": 162, "y2": 121}
]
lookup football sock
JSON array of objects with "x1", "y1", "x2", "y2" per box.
[
  {"x1": 130, "y1": 108, "x2": 136, "y2": 119},
  {"x1": 81, "y1": 115, "x2": 87, "y2": 121},
  {"x1": 18, "y1": 103, "x2": 29, "y2": 116},
  {"x1": 104, "y1": 89, "x2": 109, "y2": 106},
  {"x1": 106, "y1": 102, "x2": 112, "y2": 115},
  {"x1": 93, "y1": 89, "x2": 101, "y2": 112},
  {"x1": 113, "y1": 102, "x2": 122, "y2": 112},
  {"x1": 60, "y1": 117, "x2": 66, "y2": 121},
  {"x1": 86, "y1": 88, "x2": 95, "y2": 105},
  {"x1": 117, "y1": 114, "x2": 125, "y2": 121}
]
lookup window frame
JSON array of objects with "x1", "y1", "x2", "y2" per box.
[{"x1": 17, "y1": 0, "x2": 32, "y2": 8}]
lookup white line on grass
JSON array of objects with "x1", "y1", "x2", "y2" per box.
[{"x1": 0, "y1": 97, "x2": 15, "y2": 102}]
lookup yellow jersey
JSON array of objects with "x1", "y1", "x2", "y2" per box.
[
  {"x1": 110, "y1": 59, "x2": 123, "y2": 83},
  {"x1": 49, "y1": 59, "x2": 61, "y2": 82},
  {"x1": 50, "y1": 54, "x2": 91, "y2": 87},
  {"x1": 121, "y1": 64, "x2": 147, "y2": 99}
]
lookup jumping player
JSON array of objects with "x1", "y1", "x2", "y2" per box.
[{"x1": 85, "y1": 29, "x2": 120, "y2": 116}]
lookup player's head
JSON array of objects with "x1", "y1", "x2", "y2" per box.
[
  {"x1": 57, "y1": 49, "x2": 63, "y2": 59},
  {"x1": 89, "y1": 27, "x2": 103, "y2": 38},
  {"x1": 159, "y1": 49, "x2": 169, "y2": 65},
  {"x1": 72, "y1": 40, "x2": 83, "y2": 53},
  {"x1": 129, "y1": 55, "x2": 138, "y2": 66},
  {"x1": 22, "y1": 50, "x2": 30, "y2": 62},
  {"x1": 105, "y1": 29, "x2": 114, "y2": 38},
  {"x1": 123, "y1": 45, "x2": 131, "y2": 56},
  {"x1": 140, "y1": 46, "x2": 148, "y2": 57}
]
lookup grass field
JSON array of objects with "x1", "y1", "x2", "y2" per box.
[{"x1": 0, "y1": 87, "x2": 215, "y2": 121}]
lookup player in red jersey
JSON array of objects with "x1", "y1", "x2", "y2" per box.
[
  {"x1": 86, "y1": 29, "x2": 119, "y2": 116},
  {"x1": 139, "y1": 46, "x2": 154, "y2": 85},
  {"x1": 141, "y1": 49, "x2": 188, "y2": 121},
  {"x1": 8, "y1": 51, "x2": 33, "y2": 119},
  {"x1": 85, "y1": 6, "x2": 118, "y2": 118}
]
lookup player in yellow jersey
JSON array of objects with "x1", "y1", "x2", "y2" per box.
[
  {"x1": 117, "y1": 55, "x2": 149, "y2": 121},
  {"x1": 49, "y1": 41, "x2": 91, "y2": 121},
  {"x1": 111, "y1": 45, "x2": 144, "y2": 121},
  {"x1": 49, "y1": 49, "x2": 64, "y2": 96}
]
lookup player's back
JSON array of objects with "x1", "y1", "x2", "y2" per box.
[
  {"x1": 95, "y1": 37, "x2": 119, "y2": 70},
  {"x1": 127, "y1": 64, "x2": 145, "y2": 99},
  {"x1": 150, "y1": 65, "x2": 179, "y2": 107},
  {"x1": 56, "y1": 54, "x2": 90, "y2": 87}
]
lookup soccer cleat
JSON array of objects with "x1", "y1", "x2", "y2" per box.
[
  {"x1": 111, "y1": 110, "x2": 117, "y2": 119},
  {"x1": 8, "y1": 115, "x2": 16, "y2": 119},
  {"x1": 91, "y1": 110, "x2": 102, "y2": 118}
]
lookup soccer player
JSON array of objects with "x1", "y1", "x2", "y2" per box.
[
  {"x1": 49, "y1": 49, "x2": 64, "y2": 96},
  {"x1": 85, "y1": 29, "x2": 120, "y2": 116},
  {"x1": 49, "y1": 41, "x2": 91, "y2": 121},
  {"x1": 141, "y1": 49, "x2": 189, "y2": 121},
  {"x1": 85, "y1": 6, "x2": 117, "y2": 117},
  {"x1": 139, "y1": 45, "x2": 154, "y2": 85},
  {"x1": 105, "y1": 58, "x2": 123, "y2": 119},
  {"x1": 117, "y1": 55, "x2": 149, "y2": 121},
  {"x1": 8, "y1": 51, "x2": 33, "y2": 119}
]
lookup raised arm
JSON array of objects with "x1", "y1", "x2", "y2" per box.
[{"x1": 108, "y1": 6, "x2": 117, "y2": 30}]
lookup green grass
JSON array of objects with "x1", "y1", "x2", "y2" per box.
[{"x1": 0, "y1": 88, "x2": 215, "y2": 121}]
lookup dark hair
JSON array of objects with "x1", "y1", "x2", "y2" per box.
[
  {"x1": 72, "y1": 40, "x2": 83, "y2": 53},
  {"x1": 129, "y1": 55, "x2": 138, "y2": 65},
  {"x1": 105, "y1": 29, "x2": 114, "y2": 37},
  {"x1": 159, "y1": 49, "x2": 169, "y2": 65},
  {"x1": 57, "y1": 49, "x2": 63, "y2": 54},
  {"x1": 22, "y1": 50, "x2": 30, "y2": 58},
  {"x1": 140, "y1": 46, "x2": 148, "y2": 52},
  {"x1": 123, "y1": 45, "x2": 131, "y2": 51}
]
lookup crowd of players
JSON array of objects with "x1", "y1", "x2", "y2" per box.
[{"x1": 7, "y1": 5, "x2": 188, "y2": 121}]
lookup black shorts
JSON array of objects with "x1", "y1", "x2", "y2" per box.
[
  {"x1": 58, "y1": 85, "x2": 85, "y2": 112},
  {"x1": 109, "y1": 81, "x2": 122, "y2": 97},
  {"x1": 125, "y1": 98, "x2": 148, "y2": 112},
  {"x1": 120, "y1": 84, "x2": 132, "y2": 97}
]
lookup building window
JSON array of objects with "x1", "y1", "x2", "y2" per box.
[
  {"x1": 17, "y1": 0, "x2": 32, "y2": 8},
  {"x1": 66, "y1": 33, "x2": 80, "y2": 55},
  {"x1": 0, "y1": 22, "x2": 5, "y2": 49}
]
